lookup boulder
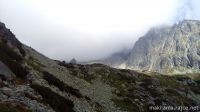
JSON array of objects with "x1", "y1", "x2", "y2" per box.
[{"x1": 0, "y1": 61, "x2": 15, "y2": 81}]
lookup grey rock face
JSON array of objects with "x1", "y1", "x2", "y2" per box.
[
  {"x1": 0, "y1": 85, "x2": 55, "y2": 112},
  {"x1": 0, "y1": 61, "x2": 15, "y2": 81},
  {"x1": 126, "y1": 20, "x2": 200, "y2": 73}
]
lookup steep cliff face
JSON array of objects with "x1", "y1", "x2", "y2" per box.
[
  {"x1": 0, "y1": 21, "x2": 200, "y2": 112},
  {"x1": 125, "y1": 20, "x2": 200, "y2": 73}
]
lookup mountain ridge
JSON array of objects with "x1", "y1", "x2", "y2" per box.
[{"x1": 94, "y1": 20, "x2": 200, "y2": 74}]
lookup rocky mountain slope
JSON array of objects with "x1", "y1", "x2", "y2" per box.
[
  {"x1": 96, "y1": 20, "x2": 200, "y2": 74},
  {"x1": 0, "y1": 21, "x2": 200, "y2": 112}
]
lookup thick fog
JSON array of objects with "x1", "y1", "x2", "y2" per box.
[{"x1": 0, "y1": 0, "x2": 200, "y2": 61}]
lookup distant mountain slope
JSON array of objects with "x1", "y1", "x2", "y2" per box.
[
  {"x1": 0, "y1": 21, "x2": 200, "y2": 112},
  {"x1": 88, "y1": 48, "x2": 130, "y2": 67},
  {"x1": 96, "y1": 20, "x2": 200, "y2": 74}
]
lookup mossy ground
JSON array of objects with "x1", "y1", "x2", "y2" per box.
[{"x1": 27, "y1": 56, "x2": 45, "y2": 72}]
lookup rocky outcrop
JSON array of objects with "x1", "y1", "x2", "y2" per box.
[
  {"x1": 0, "y1": 61, "x2": 15, "y2": 81},
  {"x1": 126, "y1": 20, "x2": 200, "y2": 73},
  {"x1": 0, "y1": 85, "x2": 54, "y2": 112}
]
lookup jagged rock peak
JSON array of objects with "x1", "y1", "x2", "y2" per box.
[{"x1": 125, "y1": 20, "x2": 200, "y2": 73}]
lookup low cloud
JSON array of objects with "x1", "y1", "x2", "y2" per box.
[{"x1": 0, "y1": 0, "x2": 200, "y2": 61}]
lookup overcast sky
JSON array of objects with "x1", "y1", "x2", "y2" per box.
[{"x1": 0, "y1": 0, "x2": 200, "y2": 61}]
